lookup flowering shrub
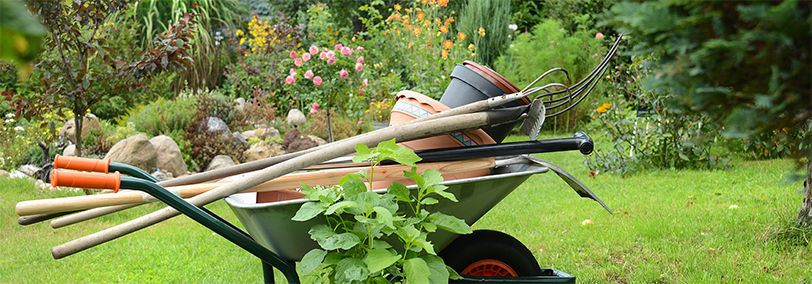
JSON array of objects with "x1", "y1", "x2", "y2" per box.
[
  {"x1": 359, "y1": 1, "x2": 474, "y2": 98},
  {"x1": 280, "y1": 43, "x2": 367, "y2": 141},
  {"x1": 223, "y1": 14, "x2": 302, "y2": 109}
]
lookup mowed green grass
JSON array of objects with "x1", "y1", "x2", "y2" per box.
[{"x1": 1, "y1": 134, "x2": 810, "y2": 283}]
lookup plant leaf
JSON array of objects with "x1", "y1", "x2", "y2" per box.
[
  {"x1": 429, "y1": 212, "x2": 473, "y2": 234},
  {"x1": 308, "y1": 225, "x2": 335, "y2": 243},
  {"x1": 363, "y1": 248, "x2": 401, "y2": 273},
  {"x1": 353, "y1": 143, "x2": 374, "y2": 163},
  {"x1": 422, "y1": 255, "x2": 450, "y2": 284},
  {"x1": 404, "y1": 257, "x2": 431, "y2": 284},
  {"x1": 340, "y1": 173, "x2": 367, "y2": 198},
  {"x1": 335, "y1": 258, "x2": 369, "y2": 283},
  {"x1": 421, "y1": 197, "x2": 439, "y2": 205},
  {"x1": 387, "y1": 181, "x2": 412, "y2": 202},
  {"x1": 293, "y1": 202, "x2": 326, "y2": 221},
  {"x1": 319, "y1": 232, "x2": 361, "y2": 250},
  {"x1": 373, "y1": 206, "x2": 395, "y2": 229},
  {"x1": 297, "y1": 249, "x2": 327, "y2": 275},
  {"x1": 325, "y1": 201, "x2": 359, "y2": 215}
]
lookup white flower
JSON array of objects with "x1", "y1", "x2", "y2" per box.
[
  {"x1": 5, "y1": 118, "x2": 14, "y2": 123},
  {"x1": 14, "y1": 126, "x2": 23, "y2": 132},
  {"x1": 508, "y1": 24, "x2": 518, "y2": 31},
  {"x1": 5, "y1": 113, "x2": 13, "y2": 118}
]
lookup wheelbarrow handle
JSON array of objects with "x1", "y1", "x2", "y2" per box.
[
  {"x1": 51, "y1": 170, "x2": 121, "y2": 192},
  {"x1": 413, "y1": 131, "x2": 594, "y2": 163},
  {"x1": 53, "y1": 155, "x2": 159, "y2": 182}
]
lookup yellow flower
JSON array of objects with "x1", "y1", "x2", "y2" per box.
[
  {"x1": 478, "y1": 27, "x2": 486, "y2": 37},
  {"x1": 467, "y1": 43, "x2": 475, "y2": 51},
  {"x1": 239, "y1": 38, "x2": 246, "y2": 45},
  {"x1": 596, "y1": 106, "x2": 607, "y2": 113},
  {"x1": 235, "y1": 29, "x2": 244, "y2": 36},
  {"x1": 394, "y1": 3, "x2": 401, "y2": 11},
  {"x1": 441, "y1": 49, "x2": 448, "y2": 59},
  {"x1": 602, "y1": 103, "x2": 612, "y2": 108}
]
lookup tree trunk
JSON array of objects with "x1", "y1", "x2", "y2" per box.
[
  {"x1": 798, "y1": 160, "x2": 812, "y2": 227},
  {"x1": 74, "y1": 112, "x2": 83, "y2": 157}
]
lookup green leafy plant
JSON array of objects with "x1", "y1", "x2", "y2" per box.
[
  {"x1": 293, "y1": 139, "x2": 470, "y2": 283},
  {"x1": 456, "y1": 0, "x2": 511, "y2": 67}
]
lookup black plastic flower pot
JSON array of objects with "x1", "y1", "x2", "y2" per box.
[{"x1": 440, "y1": 62, "x2": 528, "y2": 143}]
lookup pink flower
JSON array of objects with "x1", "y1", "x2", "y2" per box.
[
  {"x1": 284, "y1": 76, "x2": 295, "y2": 85},
  {"x1": 363, "y1": 78, "x2": 368, "y2": 87},
  {"x1": 341, "y1": 46, "x2": 352, "y2": 56},
  {"x1": 357, "y1": 119, "x2": 363, "y2": 126},
  {"x1": 340, "y1": 69, "x2": 349, "y2": 79},
  {"x1": 319, "y1": 51, "x2": 327, "y2": 60},
  {"x1": 289, "y1": 68, "x2": 297, "y2": 76},
  {"x1": 310, "y1": 102, "x2": 320, "y2": 113},
  {"x1": 294, "y1": 58, "x2": 303, "y2": 67},
  {"x1": 358, "y1": 88, "x2": 365, "y2": 95},
  {"x1": 313, "y1": 76, "x2": 323, "y2": 85},
  {"x1": 355, "y1": 62, "x2": 363, "y2": 72},
  {"x1": 356, "y1": 57, "x2": 364, "y2": 64},
  {"x1": 302, "y1": 53, "x2": 311, "y2": 62},
  {"x1": 289, "y1": 50, "x2": 297, "y2": 58},
  {"x1": 356, "y1": 46, "x2": 364, "y2": 51},
  {"x1": 309, "y1": 45, "x2": 319, "y2": 55},
  {"x1": 595, "y1": 32, "x2": 604, "y2": 39},
  {"x1": 327, "y1": 57, "x2": 336, "y2": 65},
  {"x1": 304, "y1": 70, "x2": 314, "y2": 79},
  {"x1": 326, "y1": 51, "x2": 335, "y2": 59},
  {"x1": 334, "y1": 43, "x2": 343, "y2": 50}
]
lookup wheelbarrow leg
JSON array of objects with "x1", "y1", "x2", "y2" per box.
[{"x1": 262, "y1": 261, "x2": 275, "y2": 284}]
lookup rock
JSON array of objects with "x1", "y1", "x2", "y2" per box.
[
  {"x1": 230, "y1": 133, "x2": 248, "y2": 147},
  {"x1": 243, "y1": 141, "x2": 286, "y2": 162},
  {"x1": 19, "y1": 164, "x2": 42, "y2": 177},
  {"x1": 150, "y1": 169, "x2": 173, "y2": 181},
  {"x1": 307, "y1": 135, "x2": 327, "y2": 146},
  {"x1": 63, "y1": 144, "x2": 77, "y2": 157},
  {"x1": 283, "y1": 128, "x2": 301, "y2": 149},
  {"x1": 0, "y1": 169, "x2": 8, "y2": 177},
  {"x1": 235, "y1": 97, "x2": 246, "y2": 112},
  {"x1": 286, "y1": 109, "x2": 306, "y2": 128},
  {"x1": 197, "y1": 116, "x2": 230, "y2": 135},
  {"x1": 149, "y1": 135, "x2": 188, "y2": 177},
  {"x1": 8, "y1": 170, "x2": 27, "y2": 179},
  {"x1": 34, "y1": 180, "x2": 49, "y2": 190},
  {"x1": 105, "y1": 134, "x2": 157, "y2": 172},
  {"x1": 288, "y1": 137, "x2": 318, "y2": 153},
  {"x1": 59, "y1": 113, "x2": 102, "y2": 143},
  {"x1": 241, "y1": 130, "x2": 258, "y2": 139},
  {"x1": 206, "y1": 155, "x2": 235, "y2": 172},
  {"x1": 262, "y1": 127, "x2": 281, "y2": 139}
]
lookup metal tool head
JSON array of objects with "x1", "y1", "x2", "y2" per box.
[{"x1": 519, "y1": 99, "x2": 545, "y2": 140}]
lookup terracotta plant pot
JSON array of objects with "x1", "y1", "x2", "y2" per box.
[{"x1": 439, "y1": 61, "x2": 528, "y2": 143}]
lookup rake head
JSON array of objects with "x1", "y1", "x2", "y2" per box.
[{"x1": 519, "y1": 99, "x2": 545, "y2": 140}]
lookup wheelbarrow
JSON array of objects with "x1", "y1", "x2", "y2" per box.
[{"x1": 45, "y1": 132, "x2": 610, "y2": 283}]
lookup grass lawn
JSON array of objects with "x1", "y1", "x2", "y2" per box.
[{"x1": 1, "y1": 135, "x2": 810, "y2": 283}]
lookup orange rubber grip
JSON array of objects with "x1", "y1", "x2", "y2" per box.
[
  {"x1": 51, "y1": 170, "x2": 121, "y2": 193},
  {"x1": 53, "y1": 154, "x2": 110, "y2": 173}
]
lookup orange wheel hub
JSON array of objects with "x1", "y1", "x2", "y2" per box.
[{"x1": 460, "y1": 259, "x2": 518, "y2": 277}]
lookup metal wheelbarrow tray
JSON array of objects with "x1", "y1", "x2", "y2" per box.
[{"x1": 226, "y1": 160, "x2": 579, "y2": 283}]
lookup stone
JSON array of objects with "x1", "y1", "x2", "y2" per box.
[
  {"x1": 150, "y1": 169, "x2": 173, "y2": 181},
  {"x1": 149, "y1": 135, "x2": 188, "y2": 177},
  {"x1": 59, "y1": 113, "x2": 102, "y2": 143},
  {"x1": 19, "y1": 164, "x2": 42, "y2": 177},
  {"x1": 34, "y1": 180, "x2": 49, "y2": 190},
  {"x1": 307, "y1": 135, "x2": 327, "y2": 146},
  {"x1": 206, "y1": 155, "x2": 235, "y2": 172},
  {"x1": 235, "y1": 97, "x2": 246, "y2": 112},
  {"x1": 197, "y1": 116, "x2": 230, "y2": 135},
  {"x1": 105, "y1": 134, "x2": 157, "y2": 172},
  {"x1": 0, "y1": 169, "x2": 8, "y2": 177},
  {"x1": 8, "y1": 170, "x2": 27, "y2": 179},
  {"x1": 241, "y1": 130, "x2": 258, "y2": 139},
  {"x1": 286, "y1": 109, "x2": 306, "y2": 128},
  {"x1": 243, "y1": 141, "x2": 286, "y2": 162},
  {"x1": 63, "y1": 144, "x2": 77, "y2": 157},
  {"x1": 288, "y1": 137, "x2": 318, "y2": 153},
  {"x1": 230, "y1": 132, "x2": 248, "y2": 147},
  {"x1": 283, "y1": 128, "x2": 301, "y2": 149},
  {"x1": 262, "y1": 127, "x2": 281, "y2": 139}
]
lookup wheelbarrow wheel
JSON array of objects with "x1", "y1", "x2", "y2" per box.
[{"x1": 439, "y1": 230, "x2": 541, "y2": 277}]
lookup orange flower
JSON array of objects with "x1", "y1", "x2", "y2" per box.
[
  {"x1": 413, "y1": 27, "x2": 421, "y2": 36},
  {"x1": 426, "y1": 42, "x2": 433, "y2": 46},
  {"x1": 396, "y1": 29, "x2": 401, "y2": 35},
  {"x1": 422, "y1": 0, "x2": 427, "y2": 5},
  {"x1": 408, "y1": 42, "x2": 413, "y2": 49},
  {"x1": 457, "y1": 32, "x2": 466, "y2": 40},
  {"x1": 417, "y1": 11, "x2": 424, "y2": 20},
  {"x1": 441, "y1": 49, "x2": 449, "y2": 59},
  {"x1": 443, "y1": 40, "x2": 453, "y2": 49},
  {"x1": 429, "y1": 0, "x2": 435, "y2": 4},
  {"x1": 406, "y1": 25, "x2": 412, "y2": 31},
  {"x1": 478, "y1": 27, "x2": 486, "y2": 37},
  {"x1": 445, "y1": 17, "x2": 454, "y2": 25},
  {"x1": 438, "y1": 0, "x2": 448, "y2": 6},
  {"x1": 394, "y1": 3, "x2": 401, "y2": 11},
  {"x1": 439, "y1": 25, "x2": 448, "y2": 33}
]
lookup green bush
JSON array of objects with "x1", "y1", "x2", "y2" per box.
[
  {"x1": 125, "y1": 97, "x2": 197, "y2": 137},
  {"x1": 494, "y1": 18, "x2": 608, "y2": 133},
  {"x1": 457, "y1": 0, "x2": 511, "y2": 67}
]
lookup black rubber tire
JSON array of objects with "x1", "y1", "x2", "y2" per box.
[{"x1": 438, "y1": 230, "x2": 541, "y2": 276}]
